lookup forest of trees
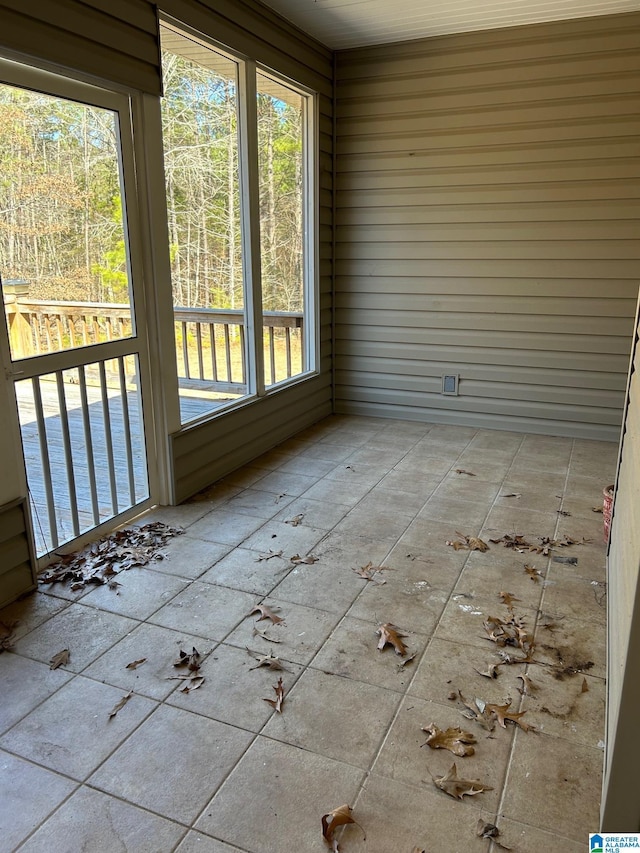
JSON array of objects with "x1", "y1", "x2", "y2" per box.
[{"x1": 0, "y1": 52, "x2": 306, "y2": 315}]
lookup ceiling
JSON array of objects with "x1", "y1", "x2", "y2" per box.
[{"x1": 259, "y1": 0, "x2": 640, "y2": 50}]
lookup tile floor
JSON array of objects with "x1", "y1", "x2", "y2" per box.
[{"x1": 0, "y1": 415, "x2": 614, "y2": 852}]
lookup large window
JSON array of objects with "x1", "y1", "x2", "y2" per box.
[{"x1": 160, "y1": 24, "x2": 315, "y2": 423}]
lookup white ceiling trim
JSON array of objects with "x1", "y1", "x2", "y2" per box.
[{"x1": 259, "y1": 0, "x2": 640, "y2": 49}]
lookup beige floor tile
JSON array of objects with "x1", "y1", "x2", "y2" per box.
[
  {"x1": 302, "y1": 476, "x2": 374, "y2": 505},
  {"x1": 311, "y1": 615, "x2": 428, "y2": 692},
  {"x1": 151, "y1": 535, "x2": 232, "y2": 579},
  {"x1": 481, "y1": 505, "x2": 560, "y2": 539},
  {"x1": 333, "y1": 504, "x2": 414, "y2": 541},
  {"x1": 503, "y1": 465, "x2": 570, "y2": 492},
  {"x1": 0, "y1": 654, "x2": 73, "y2": 734},
  {"x1": 249, "y1": 469, "x2": 320, "y2": 496},
  {"x1": 399, "y1": 517, "x2": 483, "y2": 557},
  {"x1": 418, "y1": 496, "x2": 490, "y2": 530},
  {"x1": 165, "y1": 642, "x2": 303, "y2": 732},
  {"x1": 378, "y1": 468, "x2": 444, "y2": 495},
  {"x1": 0, "y1": 590, "x2": 69, "y2": 641},
  {"x1": 0, "y1": 751, "x2": 76, "y2": 851},
  {"x1": 521, "y1": 670, "x2": 605, "y2": 749},
  {"x1": 17, "y1": 786, "x2": 185, "y2": 853},
  {"x1": 187, "y1": 509, "x2": 268, "y2": 546},
  {"x1": 263, "y1": 668, "x2": 400, "y2": 768},
  {"x1": 186, "y1": 481, "x2": 243, "y2": 505},
  {"x1": 83, "y1": 622, "x2": 215, "y2": 700},
  {"x1": 224, "y1": 487, "x2": 296, "y2": 518},
  {"x1": 468, "y1": 430, "x2": 524, "y2": 453},
  {"x1": 350, "y1": 772, "x2": 492, "y2": 853},
  {"x1": 347, "y1": 574, "x2": 449, "y2": 635},
  {"x1": 148, "y1": 582, "x2": 256, "y2": 641},
  {"x1": 199, "y1": 546, "x2": 290, "y2": 595},
  {"x1": 195, "y1": 736, "x2": 363, "y2": 852},
  {"x1": 293, "y1": 441, "x2": 353, "y2": 462},
  {"x1": 313, "y1": 529, "x2": 396, "y2": 568},
  {"x1": 272, "y1": 494, "x2": 353, "y2": 530},
  {"x1": 534, "y1": 613, "x2": 606, "y2": 679},
  {"x1": 240, "y1": 519, "x2": 327, "y2": 558},
  {"x1": 432, "y1": 476, "x2": 503, "y2": 504},
  {"x1": 373, "y1": 695, "x2": 514, "y2": 813},
  {"x1": 435, "y1": 592, "x2": 538, "y2": 653},
  {"x1": 80, "y1": 567, "x2": 188, "y2": 620},
  {"x1": 175, "y1": 831, "x2": 244, "y2": 853},
  {"x1": 224, "y1": 598, "x2": 340, "y2": 664},
  {"x1": 344, "y1": 444, "x2": 408, "y2": 467},
  {"x1": 270, "y1": 561, "x2": 366, "y2": 615},
  {"x1": 490, "y1": 816, "x2": 586, "y2": 852},
  {"x1": 276, "y1": 455, "x2": 343, "y2": 477},
  {"x1": 356, "y1": 484, "x2": 430, "y2": 515},
  {"x1": 455, "y1": 549, "x2": 547, "y2": 605},
  {"x1": 541, "y1": 571, "x2": 607, "y2": 625},
  {"x1": 500, "y1": 730, "x2": 603, "y2": 841},
  {"x1": 408, "y1": 637, "x2": 529, "y2": 712},
  {"x1": 384, "y1": 544, "x2": 464, "y2": 592},
  {"x1": 493, "y1": 487, "x2": 564, "y2": 515},
  {"x1": 14, "y1": 603, "x2": 138, "y2": 672},
  {"x1": 89, "y1": 705, "x2": 252, "y2": 823},
  {"x1": 0, "y1": 676, "x2": 156, "y2": 779},
  {"x1": 135, "y1": 502, "x2": 214, "y2": 528},
  {"x1": 509, "y1": 452, "x2": 571, "y2": 475},
  {"x1": 394, "y1": 452, "x2": 459, "y2": 476}
]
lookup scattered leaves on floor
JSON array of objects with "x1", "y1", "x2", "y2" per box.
[
  {"x1": 39, "y1": 522, "x2": 184, "y2": 591},
  {"x1": 483, "y1": 612, "x2": 535, "y2": 657},
  {"x1": 458, "y1": 692, "x2": 496, "y2": 731},
  {"x1": 249, "y1": 604, "x2": 284, "y2": 624},
  {"x1": 446, "y1": 533, "x2": 489, "y2": 552},
  {"x1": 263, "y1": 676, "x2": 285, "y2": 712},
  {"x1": 376, "y1": 622, "x2": 409, "y2": 656},
  {"x1": 49, "y1": 648, "x2": 70, "y2": 670},
  {"x1": 247, "y1": 649, "x2": 290, "y2": 671},
  {"x1": 321, "y1": 804, "x2": 365, "y2": 851},
  {"x1": 125, "y1": 658, "x2": 146, "y2": 670},
  {"x1": 285, "y1": 514, "x2": 305, "y2": 527},
  {"x1": 476, "y1": 819, "x2": 512, "y2": 849},
  {"x1": 421, "y1": 724, "x2": 476, "y2": 756},
  {"x1": 490, "y1": 533, "x2": 584, "y2": 556},
  {"x1": 290, "y1": 554, "x2": 319, "y2": 565},
  {"x1": 353, "y1": 561, "x2": 391, "y2": 583},
  {"x1": 454, "y1": 469, "x2": 476, "y2": 476},
  {"x1": 173, "y1": 647, "x2": 202, "y2": 671},
  {"x1": 108, "y1": 690, "x2": 132, "y2": 719},
  {"x1": 0, "y1": 620, "x2": 18, "y2": 652},
  {"x1": 499, "y1": 591, "x2": 520, "y2": 609},
  {"x1": 256, "y1": 549, "x2": 283, "y2": 562},
  {"x1": 432, "y1": 763, "x2": 493, "y2": 800},
  {"x1": 557, "y1": 509, "x2": 572, "y2": 517}
]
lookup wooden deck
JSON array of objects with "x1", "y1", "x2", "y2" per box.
[{"x1": 16, "y1": 379, "x2": 225, "y2": 555}]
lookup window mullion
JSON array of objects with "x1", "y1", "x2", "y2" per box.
[{"x1": 238, "y1": 60, "x2": 265, "y2": 397}]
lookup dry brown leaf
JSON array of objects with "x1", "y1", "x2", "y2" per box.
[
  {"x1": 485, "y1": 700, "x2": 536, "y2": 732},
  {"x1": 500, "y1": 492, "x2": 522, "y2": 498},
  {"x1": 592, "y1": 506, "x2": 604, "y2": 513},
  {"x1": 290, "y1": 554, "x2": 319, "y2": 565},
  {"x1": 180, "y1": 676, "x2": 205, "y2": 693},
  {"x1": 353, "y1": 562, "x2": 389, "y2": 584},
  {"x1": 256, "y1": 549, "x2": 283, "y2": 562},
  {"x1": 517, "y1": 674, "x2": 537, "y2": 695},
  {"x1": 247, "y1": 649, "x2": 290, "y2": 672},
  {"x1": 476, "y1": 819, "x2": 512, "y2": 849},
  {"x1": 457, "y1": 692, "x2": 496, "y2": 731},
  {"x1": 173, "y1": 647, "x2": 202, "y2": 671},
  {"x1": 397, "y1": 651, "x2": 418, "y2": 669},
  {"x1": 475, "y1": 663, "x2": 501, "y2": 679},
  {"x1": 582, "y1": 677, "x2": 590, "y2": 693},
  {"x1": 249, "y1": 604, "x2": 284, "y2": 624},
  {"x1": 0, "y1": 620, "x2": 18, "y2": 652},
  {"x1": 125, "y1": 658, "x2": 146, "y2": 670},
  {"x1": 263, "y1": 676, "x2": 285, "y2": 713},
  {"x1": 49, "y1": 648, "x2": 70, "y2": 670},
  {"x1": 446, "y1": 533, "x2": 489, "y2": 552},
  {"x1": 252, "y1": 626, "x2": 282, "y2": 644},
  {"x1": 421, "y1": 724, "x2": 476, "y2": 756},
  {"x1": 376, "y1": 623, "x2": 409, "y2": 656},
  {"x1": 499, "y1": 591, "x2": 520, "y2": 609},
  {"x1": 321, "y1": 804, "x2": 365, "y2": 851},
  {"x1": 524, "y1": 564, "x2": 543, "y2": 583},
  {"x1": 411, "y1": 848, "x2": 426, "y2": 853},
  {"x1": 433, "y1": 763, "x2": 493, "y2": 800},
  {"x1": 454, "y1": 468, "x2": 476, "y2": 476},
  {"x1": 285, "y1": 514, "x2": 305, "y2": 527},
  {"x1": 108, "y1": 690, "x2": 133, "y2": 719}
]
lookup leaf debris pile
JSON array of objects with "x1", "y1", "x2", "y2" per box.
[
  {"x1": 446, "y1": 533, "x2": 489, "y2": 552},
  {"x1": 0, "y1": 620, "x2": 18, "y2": 653},
  {"x1": 39, "y1": 523, "x2": 184, "y2": 591}
]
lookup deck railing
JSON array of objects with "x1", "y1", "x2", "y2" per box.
[{"x1": 4, "y1": 292, "x2": 304, "y2": 391}]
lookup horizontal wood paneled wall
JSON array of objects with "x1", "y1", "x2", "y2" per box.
[
  {"x1": 164, "y1": 0, "x2": 334, "y2": 501},
  {"x1": 334, "y1": 12, "x2": 640, "y2": 439},
  {"x1": 602, "y1": 294, "x2": 640, "y2": 830},
  {"x1": 0, "y1": 499, "x2": 36, "y2": 609},
  {"x1": 0, "y1": 0, "x2": 162, "y2": 94}
]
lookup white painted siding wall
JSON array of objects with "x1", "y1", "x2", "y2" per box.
[{"x1": 335, "y1": 12, "x2": 640, "y2": 439}]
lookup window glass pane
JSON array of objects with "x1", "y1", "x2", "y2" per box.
[
  {"x1": 160, "y1": 26, "x2": 247, "y2": 423},
  {"x1": 256, "y1": 72, "x2": 306, "y2": 388},
  {"x1": 0, "y1": 84, "x2": 133, "y2": 359}
]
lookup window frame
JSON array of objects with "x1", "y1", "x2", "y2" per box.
[{"x1": 159, "y1": 16, "x2": 319, "y2": 425}]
